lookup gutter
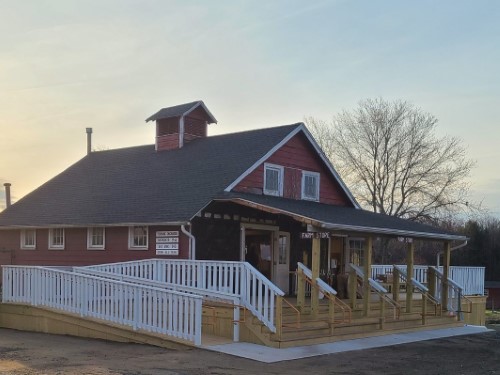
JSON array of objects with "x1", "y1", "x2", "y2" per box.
[
  {"x1": 181, "y1": 224, "x2": 196, "y2": 260},
  {"x1": 436, "y1": 240, "x2": 468, "y2": 267}
]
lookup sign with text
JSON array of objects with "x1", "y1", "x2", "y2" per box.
[
  {"x1": 156, "y1": 249, "x2": 179, "y2": 256},
  {"x1": 300, "y1": 232, "x2": 330, "y2": 239},
  {"x1": 156, "y1": 243, "x2": 179, "y2": 250},
  {"x1": 156, "y1": 237, "x2": 179, "y2": 243},
  {"x1": 156, "y1": 230, "x2": 180, "y2": 255},
  {"x1": 156, "y1": 231, "x2": 179, "y2": 237}
]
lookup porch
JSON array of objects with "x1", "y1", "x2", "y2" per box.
[{"x1": 0, "y1": 259, "x2": 486, "y2": 349}]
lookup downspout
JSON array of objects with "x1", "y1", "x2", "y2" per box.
[
  {"x1": 181, "y1": 224, "x2": 196, "y2": 260},
  {"x1": 436, "y1": 240, "x2": 468, "y2": 267}
]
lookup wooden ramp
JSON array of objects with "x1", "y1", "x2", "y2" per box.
[{"x1": 0, "y1": 303, "x2": 195, "y2": 349}]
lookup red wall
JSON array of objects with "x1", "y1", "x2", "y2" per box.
[
  {"x1": 486, "y1": 287, "x2": 500, "y2": 309},
  {"x1": 233, "y1": 133, "x2": 352, "y2": 206},
  {"x1": 0, "y1": 226, "x2": 189, "y2": 267}
]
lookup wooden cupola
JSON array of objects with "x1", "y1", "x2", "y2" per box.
[{"x1": 145, "y1": 100, "x2": 217, "y2": 151}]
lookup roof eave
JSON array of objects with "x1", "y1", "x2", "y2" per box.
[
  {"x1": 214, "y1": 197, "x2": 465, "y2": 241},
  {"x1": 0, "y1": 221, "x2": 190, "y2": 230},
  {"x1": 145, "y1": 101, "x2": 217, "y2": 124}
]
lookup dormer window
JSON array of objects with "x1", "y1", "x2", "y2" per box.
[
  {"x1": 301, "y1": 171, "x2": 320, "y2": 201},
  {"x1": 264, "y1": 163, "x2": 284, "y2": 197}
]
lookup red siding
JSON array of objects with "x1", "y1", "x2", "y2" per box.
[
  {"x1": 234, "y1": 133, "x2": 352, "y2": 206},
  {"x1": 0, "y1": 226, "x2": 189, "y2": 267},
  {"x1": 156, "y1": 134, "x2": 180, "y2": 151},
  {"x1": 157, "y1": 118, "x2": 179, "y2": 136},
  {"x1": 184, "y1": 118, "x2": 207, "y2": 139},
  {"x1": 486, "y1": 287, "x2": 500, "y2": 309}
]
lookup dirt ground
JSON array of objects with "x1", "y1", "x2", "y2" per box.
[{"x1": 1, "y1": 327, "x2": 500, "y2": 375}]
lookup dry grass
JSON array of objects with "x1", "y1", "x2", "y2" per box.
[{"x1": 485, "y1": 309, "x2": 500, "y2": 325}]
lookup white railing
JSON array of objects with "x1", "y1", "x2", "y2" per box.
[
  {"x1": 2, "y1": 265, "x2": 203, "y2": 346},
  {"x1": 371, "y1": 265, "x2": 484, "y2": 295},
  {"x1": 444, "y1": 266, "x2": 485, "y2": 296},
  {"x1": 371, "y1": 265, "x2": 428, "y2": 284},
  {"x1": 428, "y1": 266, "x2": 471, "y2": 319},
  {"x1": 81, "y1": 259, "x2": 284, "y2": 333}
]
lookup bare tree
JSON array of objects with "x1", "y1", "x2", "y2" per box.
[{"x1": 306, "y1": 98, "x2": 476, "y2": 223}]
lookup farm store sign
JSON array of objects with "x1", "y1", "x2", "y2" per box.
[
  {"x1": 300, "y1": 232, "x2": 330, "y2": 239},
  {"x1": 156, "y1": 231, "x2": 179, "y2": 255}
]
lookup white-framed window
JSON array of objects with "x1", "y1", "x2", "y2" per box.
[
  {"x1": 263, "y1": 163, "x2": 284, "y2": 197},
  {"x1": 349, "y1": 238, "x2": 365, "y2": 266},
  {"x1": 129, "y1": 226, "x2": 148, "y2": 250},
  {"x1": 87, "y1": 227, "x2": 105, "y2": 250},
  {"x1": 48, "y1": 228, "x2": 65, "y2": 250},
  {"x1": 20, "y1": 229, "x2": 36, "y2": 250},
  {"x1": 301, "y1": 170, "x2": 320, "y2": 201}
]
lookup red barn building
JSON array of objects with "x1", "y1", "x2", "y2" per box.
[{"x1": 0, "y1": 101, "x2": 465, "y2": 294}]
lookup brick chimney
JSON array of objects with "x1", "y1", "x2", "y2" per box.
[{"x1": 145, "y1": 101, "x2": 217, "y2": 151}]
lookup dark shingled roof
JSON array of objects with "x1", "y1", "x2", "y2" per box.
[
  {"x1": 215, "y1": 192, "x2": 466, "y2": 241},
  {"x1": 145, "y1": 100, "x2": 216, "y2": 123},
  {"x1": 0, "y1": 122, "x2": 464, "y2": 241},
  {"x1": 0, "y1": 124, "x2": 301, "y2": 227}
]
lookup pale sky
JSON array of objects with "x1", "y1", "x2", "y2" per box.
[{"x1": 0, "y1": 0, "x2": 499, "y2": 216}]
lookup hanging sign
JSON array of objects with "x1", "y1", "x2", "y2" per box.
[{"x1": 300, "y1": 232, "x2": 330, "y2": 239}]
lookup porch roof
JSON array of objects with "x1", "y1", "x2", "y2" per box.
[{"x1": 214, "y1": 192, "x2": 466, "y2": 241}]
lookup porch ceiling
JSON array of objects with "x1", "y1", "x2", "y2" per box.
[{"x1": 212, "y1": 192, "x2": 467, "y2": 242}]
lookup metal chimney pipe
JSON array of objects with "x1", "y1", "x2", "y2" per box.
[
  {"x1": 4, "y1": 183, "x2": 11, "y2": 208},
  {"x1": 86, "y1": 128, "x2": 93, "y2": 155}
]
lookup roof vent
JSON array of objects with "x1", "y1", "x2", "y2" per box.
[{"x1": 146, "y1": 101, "x2": 217, "y2": 151}]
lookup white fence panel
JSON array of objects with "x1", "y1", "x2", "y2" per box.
[
  {"x1": 82, "y1": 259, "x2": 283, "y2": 333},
  {"x1": 1, "y1": 266, "x2": 202, "y2": 346},
  {"x1": 372, "y1": 265, "x2": 484, "y2": 295}
]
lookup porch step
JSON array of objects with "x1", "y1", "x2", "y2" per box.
[{"x1": 271, "y1": 315, "x2": 461, "y2": 348}]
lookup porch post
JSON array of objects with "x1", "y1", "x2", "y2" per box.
[
  {"x1": 406, "y1": 240, "x2": 414, "y2": 313},
  {"x1": 363, "y1": 236, "x2": 373, "y2": 317},
  {"x1": 349, "y1": 267, "x2": 357, "y2": 308},
  {"x1": 311, "y1": 237, "x2": 321, "y2": 316},
  {"x1": 442, "y1": 241, "x2": 451, "y2": 310}
]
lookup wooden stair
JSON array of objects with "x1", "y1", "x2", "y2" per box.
[{"x1": 242, "y1": 297, "x2": 462, "y2": 348}]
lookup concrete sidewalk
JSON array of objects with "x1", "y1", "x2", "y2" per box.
[{"x1": 203, "y1": 325, "x2": 491, "y2": 363}]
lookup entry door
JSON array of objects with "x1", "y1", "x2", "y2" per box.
[{"x1": 274, "y1": 232, "x2": 290, "y2": 294}]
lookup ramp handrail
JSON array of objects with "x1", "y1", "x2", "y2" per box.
[
  {"x1": 81, "y1": 259, "x2": 284, "y2": 334},
  {"x1": 74, "y1": 266, "x2": 240, "y2": 304},
  {"x1": 2, "y1": 265, "x2": 202, "y2": 345}
]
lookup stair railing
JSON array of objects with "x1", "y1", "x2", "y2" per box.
[
  {"x1": 297, "y1": 263, "x2": 351, "y2": 330},
  {"x1": 350, "y1": 263, "x2": 401, "y2": 322},
  {"x1": 428, "y1": 266, "x2": 472, "y2": 321},
  {"x1": 393, "y1": 265, "x2": 441, "y2": 324}
]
